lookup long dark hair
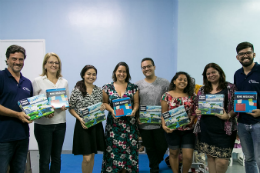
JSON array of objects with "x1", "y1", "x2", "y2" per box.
[
  {"x1": 75, "y1": 65, "x2": 97, "y2": 96},
  {"x1": 112, "y1": 62, "x2": 131, "y2": 82},
  {"x1": 169, "y1": 71, "x2": 194, "y2": 96},
  {"x1": 202, "y1": 63, "x2": 227, "y2": 93}
]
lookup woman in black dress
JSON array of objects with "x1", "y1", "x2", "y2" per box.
[
  {"x1": 69, "y1": 65, "x2": 106, "y2": 173},
  {"x1": 194, "y1": 63, "x2": 237, "y2": 173}
]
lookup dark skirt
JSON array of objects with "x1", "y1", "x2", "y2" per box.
[
  {"x1": 198, "y1": 116, "x2": 236, "y2": 158},
  {"x1": 72, "y1": 119, "x2": 106, "y2": 155}
]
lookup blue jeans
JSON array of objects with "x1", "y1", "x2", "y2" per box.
[
  {"x1": 34, "y1": 123, "x2": 66, "y2": 173},
  {"x1": 0, "y1": 138, "x2": 29, "y2": 173},
  {"x1": 238, "y1": 122, "x2": 260, "y2": 173}
]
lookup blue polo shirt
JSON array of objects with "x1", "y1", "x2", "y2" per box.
[
  {"x1": 0, "y1": 68, "x2": 33, "y2": 142},
  {"x1": 234, "y1": 62, "x2": 260, "y2": 124}
]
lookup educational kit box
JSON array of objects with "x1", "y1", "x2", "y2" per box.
[
  {"x1": 46, "y1": 88, "x2": 69, "y2": 108},
  {"x1": 234, "y1": 91, "x2": 257, "y2": 113},
  {"x1": 18, "y1": 94, "x2": 54, "y2": 120},
  {"x1": 112, "y1": 97, "x2": 132, "y2": 117},
  {"x1": 80, "y1": 102, "x2": 106, "y2": 128},
  {"x1": 162, "y1": 105, "x2": 190, "y2": 129},
  {"x1": 198, "y1": 94, "x2": 224, "y2": 115},
  {"x1": 139, "y1": 105, "x2": 161, "y2": 124}
]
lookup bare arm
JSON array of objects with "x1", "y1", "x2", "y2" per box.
[
  {"x1": 161, "y1": 100, "x2": 174, "y2": 133},
  {"x1": 129, "y1": 90, "x2": 139, "y2": 117},
  {"x1": 69, "y1": 108, "x2": 88, "y2": 129},
  {"x1": 0, "y1": 104, "x2": 32, "y2": 123},
  {"x1": 103, "y1": 90, "x2": 116, "y2": 118}
]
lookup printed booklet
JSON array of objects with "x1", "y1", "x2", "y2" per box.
[
  {"x1": 139, "y1": 105, "x2": 161, "y2": 124},
  {"x1": 112, "y1": 97, "x2": 132, "y2": 117},
  {"x1": 162, "y1": 105, "x2": 190, "y2": 129},
  {"x1": 46, "y1": 88, "x2": 69, "y2": 108},
  {"x1": 234, "y1": 91, "x2": 257, "y2": 113},
  {"x1": 80, "y1": 102, "x2": 106, "y2": 128},
  {"x1": 18, "y1": 94, "x2": 54, "y2": 120},
  {"x1": 198, "y1": 94, "x2": 224, "y2": 115}
]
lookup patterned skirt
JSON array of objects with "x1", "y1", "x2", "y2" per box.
[{"x1": 197, "y1": 116, "x2": 236, "y2": 158}]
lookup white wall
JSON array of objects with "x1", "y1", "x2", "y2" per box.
[{"x1": 178, "y1": 0, "x2": 260, "y2": 85}]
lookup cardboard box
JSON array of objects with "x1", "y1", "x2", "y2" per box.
[
  {"x1": 46, "y1": 88, "x2": 69, "y2": 108},
  {"x1": 162, "y1": 105, "x2": 190, "y2": 129},
  {"x1": 80, "y1": 102, "x2": 106, "y2": 128},
  {"x1": 18, "y1": 94, "x2": 54, "y2": 120},
  {"x1": 198, "y1": 94, "x2": 224, "y2": 115},
  {"x1": 234, "y1": 91, "x2": 257, "y2": 113},
  {"x1": 112, "y1": 97, "x2": 132, "y2": 117},
  {"x1": 139, "y1": 105, "x2": 161, "y2": 124}
]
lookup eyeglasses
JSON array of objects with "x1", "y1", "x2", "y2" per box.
[
  {"x1": 141, "y1": 65, "x2": 153, "y2": 70},
  {"x1": 237, "y1": 51, "x2": 253, "y2": 57},
  {"x1": 48, "y1": 61, "x2": 59, "y2": 65}
]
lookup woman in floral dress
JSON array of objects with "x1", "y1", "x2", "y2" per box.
[
  {"x1": 161, "y1": 71, "x2": 196, "y2": 173},
  {"x1": 101, "y1": 62, "x2": 139, "y2": 173},
  {"x1": 194, "y1": 63, "x2": 237, "y2": 173}
]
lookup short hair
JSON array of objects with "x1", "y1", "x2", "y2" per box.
[
  {"x1": 141, "y1": 57, "x2": 155, "y2": 66},
  {"x1": 236, "y1": 42, "x2": 254, "y2": 53},
  {"x1": 5, "y1": 45, "x2": 26, "y2": 59},
  {"x1": 41, "y1": 52, "x2": 62, "y2": 78},
  {"x1": 202, "y1": 63, "x2": 227, "y2": 93},
  {"x1": 112, "y1": 62, "x2": 131, "y2": 82},
  {"x1": 75, "y1": 65, "x2": 97, "y2": 97},
  {"x1": 169, "y1": 71, "x2": 194, "y2": 96}
]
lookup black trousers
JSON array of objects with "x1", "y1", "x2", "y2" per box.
[{"x1": 139, "y1": 127, "x2": 168, "y2": 172}]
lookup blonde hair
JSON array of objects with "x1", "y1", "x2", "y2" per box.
[{"x1": 41, "y1": 52, "x2": 62, "y2": 78}]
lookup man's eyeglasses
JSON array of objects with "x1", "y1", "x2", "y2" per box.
[
  {"x1": 48, "y1": 61, "x2": 60, "y2": 65},
  {"x1": 237, "y1": 51, "x2": 253, "y2": 57},
  {"x1": 141, "y1": 65, "x2": 153, "y2": 70}
]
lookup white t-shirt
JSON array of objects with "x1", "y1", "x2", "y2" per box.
[{"x1": 32, "y1": 75, "x2": 69, "y2": 125}]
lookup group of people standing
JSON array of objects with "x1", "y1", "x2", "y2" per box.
[{"x1": 0, "y1": 41, "x2": 260, "y2": 173}]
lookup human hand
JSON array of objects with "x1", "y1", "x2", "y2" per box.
[
  {"x1": 60, "y1": 105, "x2": 67, "y2": 111},
  {"x1": 111, "y1": 111, "x2": 119, "y2": 119},
  {"x1": 127, "y1": 110, "x2": 136, "y2": 117},
  {"x1": 100, "y1": 104, "x2": 106, "y2": 111},
  {"x1": 162, "y1": 125, "x2": 174, "y2": 133},
  {"x1": 195, "y1": 106, "x2": 202, "y2": 116},
  {"x1": 215, "y1": 109, "x2": 229, "y2": 120},
  {"x1": 187, "y1": 115, "x2": 196, "y2": 126},
  {"x1": 247, "y1": 109, "x2": 260, "y2": 118},
  {"x1": 79, "y1": 118, "x2": 88, "y2": 129},
  {"x1": 138, "y1": 119, "x2": 143, "y2": 125},
  {"x1": 45, "y1": 113, "x2": 54, "y2": 118},
  {"x1": 17, "y1": 112, "x2": 33, "y2": 124}
]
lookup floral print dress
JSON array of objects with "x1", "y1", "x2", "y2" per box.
[{"x1": 101, "y1": 82, "x2": 139, "y2": 173}]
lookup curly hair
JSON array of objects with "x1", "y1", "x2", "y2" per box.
[
  {"x1": 202, "y1": 63, "x2": 227, "y2": 93},
  {"x1": 169, "y1": 71, "x2": 194, "y2": 96},
  {"x1": 75, "y1": 65, "x2": 97, "y2": 97}
]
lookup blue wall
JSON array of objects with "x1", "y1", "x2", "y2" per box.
[{"x1": 0, "y1": 0, "x2": 178, "y2": 150}]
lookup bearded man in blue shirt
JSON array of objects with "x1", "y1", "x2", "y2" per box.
[{"x1": 0, "y1": 45, "x2": 33, "y2": 173}]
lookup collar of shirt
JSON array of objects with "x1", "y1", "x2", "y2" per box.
[
  {"x1": 4, "y1": 68, "x2": 25, "y2": 83},
  {"x1": 240, "y1": 62, "x2": 259, "y2": 74}
]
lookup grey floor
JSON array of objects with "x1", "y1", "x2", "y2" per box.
[{"x1": 29, "y1": 151, "x2": 245, "y2": 173}]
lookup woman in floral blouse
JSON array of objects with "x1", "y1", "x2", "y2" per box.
[
  {"x1": 194, "y1": 63, "x2": 237, "y2": 173},
  {"x1": 69, "y1": 65, "x2": 106, "y2": 173},
  {"x1": 161, "y1": 71, "x2": 196, "y2": 173},
  {"x1": 101, "y1": 62, "x2": 139, "y2": 173}
]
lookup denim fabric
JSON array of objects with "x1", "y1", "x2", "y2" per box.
[
  {"x1": 0, "y1": 138, "x2": 29, "y2": 173},
  {"x1": 238, "y1": 122, "x2": 260, "y2": 173},
  {"x1": 34, "y1": 123, "x2": 66, "y2": 173}
]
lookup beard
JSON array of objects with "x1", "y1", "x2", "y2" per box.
[{"x1": 239, "y1": 58, "x2": 254, "y2": 67}]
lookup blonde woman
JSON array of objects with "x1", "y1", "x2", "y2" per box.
[{"x1": 32, "y1": 52, "x2": 69, "y2": 173}]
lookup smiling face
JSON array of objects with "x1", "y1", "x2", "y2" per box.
[
  {"x1": 141, "y1": 60, "x2": 155, "y2": 78},
  {"x1": 236, "y1": 47, "x2": 255, "y2": 67},
  {"x1": 44, "y1": 56, "x2": 60, "y2": 76},
  {"x1": 83, "y1": 68, "x2": 97, "y2": 85},
  {"x1": 6, "y1": 52, "x2": 25, "y2": 74},
  {"x1": 206, "y1": 67, "x2": 220, "y2": 84},
  {"x1": 173, "y1": 74, "x2": 188, "y2": 90},
  {"x1": 115, "y1": 65, "x2": 127, "y2": 82}
]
